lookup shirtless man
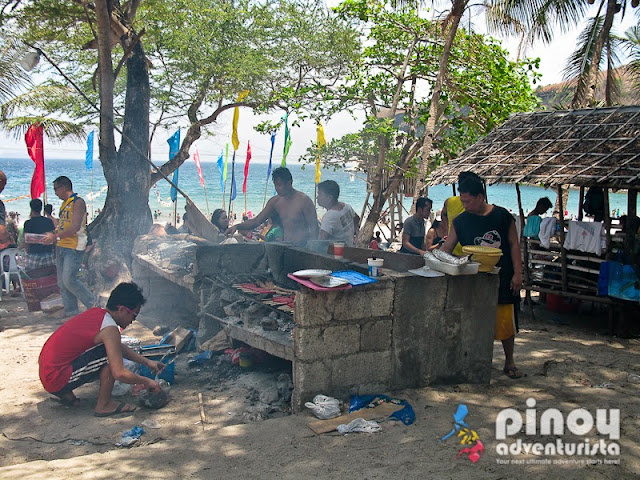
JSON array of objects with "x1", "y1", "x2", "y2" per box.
[{"x1": 226, "y1": 167, "x2": 318, "y2": 245}]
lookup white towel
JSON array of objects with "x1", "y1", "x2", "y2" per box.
[
  {"x1": 538, "y1": 217, "x2": 556, "y2": 249},
  {"x1": 563, "y1": 221, "x2": 603, "y2": 256}
]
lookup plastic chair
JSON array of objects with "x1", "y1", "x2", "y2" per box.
[{"x1": 0, "y1": 248, "x2": 24, "y2": 298}]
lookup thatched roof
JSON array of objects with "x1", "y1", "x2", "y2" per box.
[{"x1": 428, "y1": 106, "x2": 640, "y2": 189}]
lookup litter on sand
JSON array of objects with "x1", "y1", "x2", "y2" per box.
[
  {"x1": 336, "y1": 418, "x2": 381, "y2": 434},
  {"x1": 305, "y1": 394, "x2": 342, "y2": 420}
]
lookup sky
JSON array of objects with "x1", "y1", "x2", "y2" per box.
[{"x1": 1, "y1": 2, "x2": 638, "y2": 165}]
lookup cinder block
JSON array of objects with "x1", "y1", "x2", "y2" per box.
[
  {"x1": 331, "y1": 351, "x2": 392, "y2": 386},
  {"x1": 294, "y1": 291, "x2": 334, "y2": 326},
  {"x1": 360, "y1": 318, "x2": 392, "y2": 351},
  {"x1": 446, "y1": 273, "x2": 499, "y2": 309},
  {"x1": 293, "y1": 325, "x2": 360, "y2": 361},
  {"x1": 331, "y1": 284, "x2": 394, "y2": 322},
  {"x1": 292, "y1": 359, "x2": 331, "y2": 410},
  {"x1": 323, "y1": 324, "x2": 360, "y2": 357}
]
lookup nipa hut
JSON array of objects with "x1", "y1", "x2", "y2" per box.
[{"x1": 428, "y1": 106, "x2": 640, "y2": 332}]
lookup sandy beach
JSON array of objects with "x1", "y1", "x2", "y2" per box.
[{"x1": 1, "y1": 293, "x2": 639, "y2": 479}]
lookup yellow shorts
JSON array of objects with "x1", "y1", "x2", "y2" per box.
[{"x1": 495, "y1": 304, "x2": 516, "y2": 341}]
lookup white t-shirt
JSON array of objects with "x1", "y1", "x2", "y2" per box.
[
  {"x1": 320, "y1": 204, "x2": 356, "y2": 246},
  {"x1": 100, "y1": 312, "x2": 118, "y2": 330}
]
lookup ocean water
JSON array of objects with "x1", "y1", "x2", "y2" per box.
[{"x1": 0, "y1": 157, "x2": 635, "y2": 224}]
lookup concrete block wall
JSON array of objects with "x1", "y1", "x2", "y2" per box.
[
  {"x1": 132, "y1": 258, "x2": 200, "y2": 330},
  {"x1": 292, "y1": 279, "x2": 396, "y2": 409},
  {"x1": 291, "y1": 271, "x2": 499, "y2": 411}
]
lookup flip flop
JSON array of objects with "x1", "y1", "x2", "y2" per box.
[
  {"x1": 94, "y1": 402, "x2": 136, "y2": 417},
  {"x1": 503, "y1": 367, "x2": 525, "y2": 379}
]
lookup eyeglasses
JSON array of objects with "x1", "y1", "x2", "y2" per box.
[
  {"x1": 53, "y1": 185, "x2": 63, "y2": 191},
  {"x1": 122, "y1": 306, "x2": 138, "y2": 319}
]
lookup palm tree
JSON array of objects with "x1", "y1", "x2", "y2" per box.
[
  {"x1": 488, "y1": 0, "x2": 640, "y2": 108},
  {"x1": 0, "y1": 41, "x2": 85, "y2": 141},
  {"x1": 620, "y1": 25, "x2": 640, "y2": 98}
]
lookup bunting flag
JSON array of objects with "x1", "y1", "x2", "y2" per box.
[
  {"x1": 232, "y1": 90, "x2": 249, "y2": 151},
  {"x1": 217, "y1": 150, "x2": 224, "y2": 190},
  {"x1": 168, "y1": 130, "x2": 180, "y2": 202},
  {"x1": 315, "y1": 123, "x2": 326, "y2": 184},
  {"x1": 230, "y1": 151, "x2": 237, "y2": 201},
  {"x1": 193, "y1": 146, "x2": 205, "y2": 187},
  {"x1": 281, "y1": 113, "x2": 292, "y2": 167},
  {"x1": 85, "y1": 131, "x2": 94, "y2": 170},
  {"x1": 243, "y1": 141, "x2": 252, "y2": 194},
  {"x1": 25, "y1": 124, "x2": 45, "y2": 199},
  {"x1": 267, "y1": 132, "x2": 276, "y2": 179}
]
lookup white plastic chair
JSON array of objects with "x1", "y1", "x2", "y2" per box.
[{"x1": 0, "y1": 248, "x2": 24, "y2": 298}]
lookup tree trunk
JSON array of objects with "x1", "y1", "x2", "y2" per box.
[
  {"x1": 572, "y1": 0, "x2": 617, "y2": 108},
  {"x1": 90, "y1": 39, "x2": 151, "y2": 293},
  {"x1": 412, "y1": 0, "x2": 466, "y2": 209}
]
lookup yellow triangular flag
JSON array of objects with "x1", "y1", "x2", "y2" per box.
[
  {"x1": 232, "y1": 90, "x2": 250, "y2": 151},
  {"x1": 315, "y1": 123, "x2": 326, "y2": 184}
]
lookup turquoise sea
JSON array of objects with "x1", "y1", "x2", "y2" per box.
[{"x1": 0, "y1": 157, "x2": 636, "y2": 224}]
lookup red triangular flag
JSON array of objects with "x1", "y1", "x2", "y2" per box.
[
  {"x1": 242, "y1": 141, "x2": 252, "y2": 194},
  {"x1": 25, "y1": 124, "x2": 45, "y2": 199}
]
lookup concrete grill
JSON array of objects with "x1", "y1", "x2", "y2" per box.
[{"x1": 133, "y1": 237, "x2": 500, "y2": 412}]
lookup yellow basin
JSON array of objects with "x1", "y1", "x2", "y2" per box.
[{"x1": 461, "y1": 246, "x2": 502, "y2": 272}]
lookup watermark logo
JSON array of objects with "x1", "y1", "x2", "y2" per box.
[
  {"x1": 441, "y1": 404, "x2": 484, "y2": 463},
  {"x1": 495, "y1": 398, "x2": 620, "y2": 465}
]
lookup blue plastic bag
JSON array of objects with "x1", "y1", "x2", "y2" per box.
[
  {"x1": 348, "y1": 394, "x2": 415, "y2": 425},
  {"x1": 608, "y1": 262, "x2": 640, "y2": 302}
]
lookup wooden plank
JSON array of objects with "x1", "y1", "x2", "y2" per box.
[
  {"x1": 557, "y1": 185, "x2": 568, "y2": 293},
  {"x1": 163, "y1": 326, "x2": 193, "y2": 354},
  {"x1": 603, "y1": 188, "x2": 612, "y2": 259},
  {"x1": 308, "y1": 402, "x2": 404, "y2": 434},
  {"x1": 203, "y1": 312, "x2": 294, "y2": 361},
  {"x1": 525, "y1": 285, "x2": 613, "y2": 304}
]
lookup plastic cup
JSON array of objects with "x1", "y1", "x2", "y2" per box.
[
  {"x1": 368, "y1": 258, "x2": 384, "y2": 277},
  {"x1": 334, "y1": 242, "x2": 345, "y2": 259}
]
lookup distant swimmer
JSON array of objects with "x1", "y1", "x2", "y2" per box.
[{"x1": 226, "y1": 167, "x2": 318, "y2": 246}]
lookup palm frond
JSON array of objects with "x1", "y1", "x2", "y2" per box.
[
  {"x1": 620, "y1": 25, "x2": 640, "y2": 96},
  {"x1": 0, "y1": 116, "x2": 87, "y2": 142},
  {"x1": 1, "y1": 84, "x2": 75, "y2": 119},
  {"x1": 605, "y1": 36, "x2": 622, "y2": 105},
  {"x1": 487, "y1": 0, "x2": 592, "y2": 44},
  {"x1": 562, "y1": 15, "x2": 603, "y2": 83},
  {"x1": 0, "y1": 41, "x2": 31, "y2": 103}
]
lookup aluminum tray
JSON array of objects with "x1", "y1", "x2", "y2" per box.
[{"x1": 424, "y1": 257, "x2": 480, "y2": 276}]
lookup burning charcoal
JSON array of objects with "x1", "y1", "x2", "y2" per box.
[{"x1": 261, "y1": 317, "x2": 278, "y2": 331}]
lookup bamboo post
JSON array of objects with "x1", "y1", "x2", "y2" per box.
[
  {"x1": 516, "y1": 183, "x2": 533, "y2": 318},
  {"x1": 173, "y1": 199, "x2": 178, "y2": 227},
  {"x1": 390, "y1": 194, "x2": 396, "y2": 242},
  {"x1": 201, "y1": 184, "x2": 210, "y2": 219},
  {"x1": 603, "y1": 187, "x2": 612, "y2": 259},
  {"x1": 577, "y1": 186, "x2": 585, "y2": 221},
  {"x1": 624, "y1": 189, "x2": 638, "y2": 260},
  {"x1": 557, "y1": 185, "x2": 568, "y2": 293}
]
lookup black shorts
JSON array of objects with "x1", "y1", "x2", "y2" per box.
[{"x1": 52, "y1": 344, "x2": 109, "y2": 396}]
